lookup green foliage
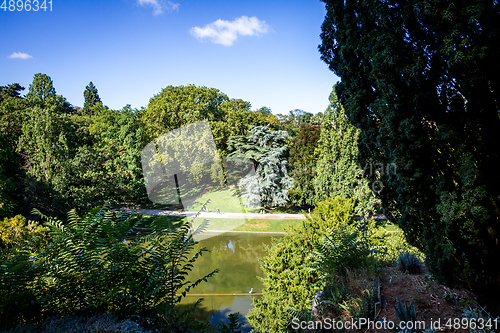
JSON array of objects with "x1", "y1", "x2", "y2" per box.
[
  {"x1": 83, "y1": 105, "x2": 146, "y2": 205},
  {"x1": 142, "y1": 84, "x2": 229, "y2": 142},
  {"x1": 306, "y1": 208, "x2": 379, "y2": 325},
  {"x1": 0, "y1": 136, "x2": 17, "y2": 219},
  {"x1": 83, "y1": 81, "x2": 102, "y2": 116},
  {"x1": 18, "y1": 104, "x2": 72, "y2": 191},
  {"x1": 308, "y1": 229, "x2": 377, "y2": 284},
  {"x1": 310, "y1": 196, "x2": 355, "y2": 233},
  {"x1": 227, "y1": 125, "x2": 294, "y2": 208},
  {"x1": 397, "y1": 251, "x2": 422, "y2": 275},
  {"x1": 394, "y1": 299, "x2": 417, "y2": 333},
  {"x1": 211, "y1": 99, "x2": 278, "y2": 157},
  {"x1": 247, "y1": 219, "x2": 322, "y2": 332},
  {"x1": 0, "y1": 203, "x2": 217, "y2": 329},
  {"x1": 319, "y1": 0, "x2": 500, "y2": 307},
  {"x1": 0, "y1": 215, "x2": 48, "y2": 252},
  {"x1": 313, "y1": 86, "x2": 376, "y2": 216},
  {"x1": 25, "y1": 73, "x2": 56, "y2": 107},
  {"x1": 370, "y1": 228, "x2": 425, "y2": 265},
  {"x1": 288, "y1": 124, "x2": 321, "y2": 207}
]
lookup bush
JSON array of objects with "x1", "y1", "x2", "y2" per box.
[
  {"x1": 246, "y1": 219, "x2": 322, "y2": 332},
  {"x1": 308, "y1": 229, "x2": 377, "y2": 282},
  {"x1": 0, "y1": 203, "x2": 217, "y2": 330},
  {"x1": 0, "y1": 215, "x2": 49, "y2": 252},
  {"x1": 310, "y1": 196, "x2": 356, "y2": 233},
  {"x1": 248, "y1": 196, "x2": 375, "y2": 332},
  {"x1": 397, "y1": 251, "x2": 423, "y2": 274},
  {"x1": 370, "y1": 228, "x2": 425, "y2": 265}
]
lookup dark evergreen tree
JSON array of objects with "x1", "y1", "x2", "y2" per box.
[
  {"x1": 0, "y1": 83, "x2": 24, "y2": 101},
  {"x1": 82, "y1": 81, "x2": 102, "y2": 116},
  {"x1": 319, "y1": 0, "x2": 500, "y2": 307}
]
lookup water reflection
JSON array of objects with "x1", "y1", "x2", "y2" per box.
[{"x1": 180, "y1": 232, "x2": 282, "y2": 332}]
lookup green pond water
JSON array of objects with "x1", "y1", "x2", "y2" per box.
[{"x1": 179, "y1": 232, "x2": 282, "y2": 332}]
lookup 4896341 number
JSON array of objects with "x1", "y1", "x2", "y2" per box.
[{"x1": 1, "y1": 0, "x2": 52, "y2": 11}]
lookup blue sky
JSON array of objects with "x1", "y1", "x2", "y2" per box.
[{"x1": 1, "y1": 0, "x2": 339, "y2": 115}]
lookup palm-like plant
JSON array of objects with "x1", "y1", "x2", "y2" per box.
[{"x1": 0, "y1": 202, "x2": 217, "y2": 328}]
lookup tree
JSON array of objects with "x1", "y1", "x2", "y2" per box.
[
  {"x1": 0, "y1": 84, "x2": 28, "y2": 217},
  {"x1": 227, "y1": 126, "x2": 293, "y2": 208},
  {"x1": 288, "y1": 124, "x2": 321, "y2": 207},
  {"x1": 314, "y1": 87, "x2": 376, "y2": 215},
  {"x1": 17, "y1": 103, "x2": 73, "y2": 214},
  {"x1": 73, "y1": 105, "x2": 146, "y2": 207},
  {"x1": 0, "y1": 135, "x2": 16, "y2": 219},
  {"x1": 256, "y1": 106, "x2": 272, "y2": 117},
  {"x1": 25, "y1": 73, "x2": 56, "y2": 107},
  {"x1": 142, "y1": 85, "x2": 229, "y2": 142},
  {"x1": 82, "y1": 81, "x2": 102, "y2": 116},
  {"x1": 0, "y1": 83, "x2": 24, "y2": 101},
  {"x1": 319, "y1": 0, "x2": 500, "y2": 307},
  {"x1": 247, "y1": 219, "x2": 321, "y2": 332},
  {"x1": 211, "y1": 99, "x2": 278, "y2": 157}
]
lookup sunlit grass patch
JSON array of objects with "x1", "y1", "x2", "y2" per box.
[{"x1": 187, "y1": 186, "x2": 260, "y2": 213}]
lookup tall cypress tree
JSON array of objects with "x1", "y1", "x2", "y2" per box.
[
  {"x1": 319, "y1": 0, "x2": 500, "y2": 307},
  {"x1": 314, "y1": 86, "x2": 376, "y2": 215},
  {"x1": 83, "y1": 81, "x2": 102, "y2": 116}
]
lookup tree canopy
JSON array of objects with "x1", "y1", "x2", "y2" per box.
[
  {"x1": 142, "y1": 85, "x2": 229, "y2": 142},
  {"x1": 319, "y1": 0, "x2": 500, "y2": 305},
  {"x1": 25, "y1": 73, "x2": 56, "y2": 107},
  {"x1": 227, "y1": 125, "x2": 293, "y2": 208},
  {"x1": 82, "y1": 81, "x2": 102, "y2": 116},
  {"x1": 314, "y1": 86, "x2": 376, "y2": 215}
]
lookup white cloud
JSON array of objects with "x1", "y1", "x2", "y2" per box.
[
  {"x1": 8, "y1": 52, "x2": 32, "y2": 59},
  {"x1": 137, "y1": 0, "x2": 179, "y2": 15},
  {"x1": 190, "y1": 16, "x2": 270, "y2": 46}
]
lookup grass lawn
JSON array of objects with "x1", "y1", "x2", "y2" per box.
[
  {"x1": 383, "y1": 222, "x2": 399, "y2": 232},
  {"x1": 186, "y1": 186, "x2": 261, "y2": 214},
  {"x1": 189, "y1": 217, "x2": 303, "y2": 233}
]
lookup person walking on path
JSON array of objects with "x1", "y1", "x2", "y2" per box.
[{"x1": 216, "y1": 208, "x2": 220, "y2": 214}]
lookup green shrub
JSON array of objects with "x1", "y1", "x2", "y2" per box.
[
  {"x1": 0, "y1": 202, "x2": 217, "y2": 330},
  {"x1": 308, "y1": 229, "x2": 377, "y2": 283},
  {"x1": 248, "y1": 196, "x2": 375, "y2": 332},
  {"x1": 246, "y1": 219, "x2": 322, "y2": 332},
  {"x1": 370, "y1": 228, "x2": 425, "y2": 265},
  {"x1": 397, "y1": 251, "x2": 422, "y2": 274},
  {"x1": 0, "y1": 215, "x2": 49, "y2": 252},
  {"x1": 310, "y1": 196, "x2": 356, "y2": 232},
  {"x1": 307, "y1": 227, "x2": 379, "y2": 325}
]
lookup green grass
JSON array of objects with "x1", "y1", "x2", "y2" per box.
[
  {"x1": 233, "y1": 219, "x2": 303, "y2": 232},
  {"x1": 186, "y1": 186, "x2": 261, "y2": 213},
  {"x1": 190, "y1": 217, "x2": 303, "y2": 233},
  {"x1": 383, "y1": 222, "x2": 399, "y2": 232}
]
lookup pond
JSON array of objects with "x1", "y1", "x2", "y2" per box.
[{"x1": 179, "y1": 232, "x2": 283, "y2": 332}]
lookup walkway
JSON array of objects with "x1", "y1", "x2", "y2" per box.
[{"x1": 125, "y1": 208, "x2": 387, "y2": 221}]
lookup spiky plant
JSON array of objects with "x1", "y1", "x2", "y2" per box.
[
  {"x1": 394, "y1": 299, "x2": 417, "y2": 333},
  {"x1": 397, "y1": 251, "x2": 422, "y2": 274}
]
